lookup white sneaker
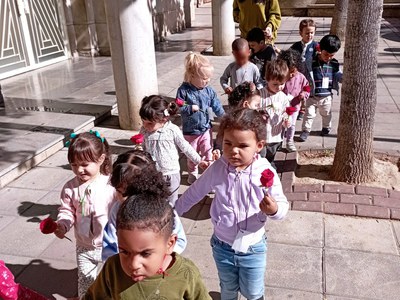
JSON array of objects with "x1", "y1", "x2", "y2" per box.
[
  {"x1": 286, "y1": 140, "x2": 297, "y2": 152},
  {"x1": 187, "y1": 173, "x2": 198, "y2": 185}
]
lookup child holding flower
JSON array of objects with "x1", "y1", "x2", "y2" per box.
[
  {"x1": 260, "y1": 59, "x2": 293, "y2": 166},
  {"x1": 176, "y1": 52, "x2": 225, "y2": 184},
  {"x1": 176, "y1": 108, "x2": 289, "y2": 300},
  {"x1": 55, "y1": 131, "x2": 116, "y2": 297},
  {"x1": 279, "y1": 49, "x2": 311, "y2": 152}
]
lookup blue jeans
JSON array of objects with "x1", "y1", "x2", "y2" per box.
[{"x1": 210, "y1": 234, "x2": 267, "y2": 300}]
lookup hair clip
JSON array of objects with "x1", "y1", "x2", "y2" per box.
[
  {"x1": 163, "y1": 109, "x2": 170, "y2": 117},
  {"x1": 89, "y1": 130, "x2": 105, "y2": 143},
  {"x1": 65, "y1": 132, "x2": 78, "y2": 147}
]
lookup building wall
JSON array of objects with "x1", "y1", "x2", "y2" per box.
[{"x1": 63, "y1": 0, "x2": 195, "y2": 57}]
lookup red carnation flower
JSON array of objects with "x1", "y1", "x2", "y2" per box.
[
  {"x1": 260, "y1": 169, "x2": 274, "y2": 188},
  {"x1": 39, "y1": 218, "x2": 58, "y2": 234},
  {"x1": 175, "y1": 98, "x2": 185, "y2": 107},
  {"x1": 286, "y1": 106, "x2": 297, "y2": 116},
  {"x1": 303, "y1": 85, "x2": 311, "y2": 93},
  {"x1": 130, "y1": 134, "x2": 144, "y2": 145}
]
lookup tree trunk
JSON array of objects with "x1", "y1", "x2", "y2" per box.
[
  {"x1": 330, "y1": 0, "x2": 349, "y2": 42},
  {"x1": 330, "y1": 0, "x2": 383, "y2": 184}
]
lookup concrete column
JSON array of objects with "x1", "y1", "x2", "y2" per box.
[
  {"x1": 104, "y1": 0, "x2": 158, "y2": 130},
  {"x1": 212, "y1": 0, "x2": 235, "y2": 56}
]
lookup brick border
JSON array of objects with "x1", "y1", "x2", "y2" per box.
[{"x1": 275, "y1": 152, "x2": 400, "y2": 220}]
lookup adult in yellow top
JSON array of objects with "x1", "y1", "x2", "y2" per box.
[{"x1": 233, "y1": 0, "x2": 281, "y2": 43}]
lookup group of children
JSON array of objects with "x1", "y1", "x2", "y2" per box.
[{"x1": 1, "y1": 18, "x2": 344, "y2": 300}]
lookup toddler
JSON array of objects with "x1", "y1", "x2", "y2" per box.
[
  {"x1": 176, "y1": 52, "x2": 225, "y2": 184},
  {"x1": 260, "y1": 59, "x2": 293, "y2": 166},
  {"x1": 290, "y1": 19, "x2": 318, "y2": 120},
  {"x1": 220, "y1": 38, "x2": 263, "y2": 94},
  {"x1": 279, "y1": 49, "x2": 311, "y2": 152},
  {"x1": 85, "y1": 193, "x2": 211, "y2": 299},
  {"x1": 102, "y1": 149, "x2": 187, "y2": 261},
  {"x1": 247, "y1": 27, "x2": 276, "y2": 86},
  {"x1": 228, "y1": 81, "x2": 261, "y2": 110},
  {"x1": 299, "y1": 34, "x2": 342, "y2": 141},
  {"x1": 55, "y1": 131, "x2": 116, "y2": 297},
  {"x1": 176, "y1": 108, "x2": 289, "y2": 300},
  {"x1": 139, "y1": 95, "x2": 208, "y2": 205}
]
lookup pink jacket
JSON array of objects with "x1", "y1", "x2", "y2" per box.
[
  {"x1": 57, "y1": 174, "x2": 116, "y2": 249},
  {"x1": 283, "y1": 72, "x2": 310, "y2": 107}
]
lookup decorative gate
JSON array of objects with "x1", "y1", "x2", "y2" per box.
[{"x1": 0, "y1": 0, "x2": 67, "y2": 78}]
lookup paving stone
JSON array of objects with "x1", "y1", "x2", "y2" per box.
[
  {"x1": 0, "y1": 187, "x2": 48, "y2": 216},
  {"x1": 391, "y1": 208, "x2": 400, "y2": 220},
  {"x1": 391, "y1": 220, "x2": 400, "y2": 243},
  {"x1": 325, "y1": 248, "x2": 400, "y2": 299},
  {"x1": 340, "y1": 194, "x2": 372, "y2": 205},
  {"x1": 285, "y1": 192, "x2": 308, "y2": 201},
  {"x1": 324, "y1": 202, "x2": 356, "y2": 216},
  {"x1": 292, "y1": 201, "x2": 323, "y2": 212},
  {"x1": 190, "y1": 205, "x2": 214, "y2": 237},
  {"x1": 183, "y1": 235, "x2": 218, "y2": 280},
  {"x1": 293, "y1": 184, "x2": 322, "y2": 193},
  {"x1": 16, "y1": 257, "x2": 78, "y2": 298},
  {"x1": 374, "y1": 196, "x2": 400, "y2": 208},
  {"x1": 0, "y1": 214, "x2": 56, "y2": 257},
  {"x1": 266, "y1": 210, "x2": 323, "y2": 247},
  {"x1": 325, "y1": 215, "x2": 398, "y2": 255},
  {"x1": 324, "y1": 184, "x2": 355, "y2": 194},
  {"x1": 309, "y1": 193, "x2": 338, "y2": 202},
  {"x1": 8, "y1": 167, "x2": 72, "y2": 191},
  {"x1": 39, "y1": 233, "x2": 77, "y2": 263},
  {"x1": 0, "y1": 215, "x2": 16, "y2": 233},
  {"x1": 389, "y1": 190, "x2": 400, "y2": 199},
  {"x1": 357, "y1": 204, "x2": 390, "y2": 219},
  {"x1": 265, "y1": 287, "x2": 322, "y2": 300},
  {"x1": 356, "y1": 185, "x2": 388, "y2": 197},
  {"x1": 266, "y1": 243, "x2": 323, "y2": 293}
]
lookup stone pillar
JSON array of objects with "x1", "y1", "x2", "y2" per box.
[
  {"x1": 104, "y1": 0, "x2": 158, "y2": 130},
  {"x1": 212, "y1": 0, "x2": 235, "y2": 56}
]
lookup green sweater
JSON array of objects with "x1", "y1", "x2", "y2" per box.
[
  {"x1": 233, "y1": 0, "x2": 281, "y2": 42},
  {"x1": 83, "y1": 253, "x2": 211, "y2": 300}
]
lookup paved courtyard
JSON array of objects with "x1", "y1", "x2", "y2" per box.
[{"x1": 0, "y1": 3, "x2": 400, "y2": 300}]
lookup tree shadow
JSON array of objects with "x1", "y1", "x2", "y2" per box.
[{"x1": 6, "y1": 260, "x2": 78, "y2": 299}]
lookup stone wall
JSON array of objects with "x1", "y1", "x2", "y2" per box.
[{"x1": 63, "y1": 0, "x2": 195, "y2": 57}]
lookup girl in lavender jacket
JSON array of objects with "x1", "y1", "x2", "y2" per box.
[{"x1": 175, "y1": 108, "x2": 289, "y2": 300}]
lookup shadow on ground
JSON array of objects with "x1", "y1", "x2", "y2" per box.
[
  {"x1": 18, "y1": 201, "x2": 59, "y2": 223},
  {"x1": 7, "y1": 260, "x2": 78, "y2": 299}
]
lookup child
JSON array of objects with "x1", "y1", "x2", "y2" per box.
[
  {"x1": 84, "y1": 193, "x2": 211, "y2": 299},
  {"x1": 176, "y1": 52, "x2": 225, "y2": 184},
  {"x1": 102, "y1": 149, "x2": 187, "y2": 261},
  {"x1": 175, "y1": 108, "x2": 289, "y2": 300},
  {"x1": 220, "y1": 38, "x2": 263, "y2": 94},
  {"x1": 260, "y1": 59, "x2": 293, "y2": 165},
  {"x1": 228, "y1": 81, "x2": 261, "y2": 110},
  {"x1": 139, "y1": 95, "x2": 208, "y2": 205},
  {"x1": 279, "y1": 49, "x2": 311, "y2": 152},
  {"x1": 290, "y1": 19, "x2": 318, "y2": 120},
  {"x1": 247, "y1": 27, "x2": 276, "y2": 84},
  {"x1": 55, "y1": 131, "x2": 116, "y2": 297},
  {"x1": 299, "y1": 34, "x2": 342, "y2": 142}
]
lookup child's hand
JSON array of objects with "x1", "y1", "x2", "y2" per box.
[
  {"x1": 224, "y1": 87, "x2": 233, "y2": 95},
  {"x1": 260, "y1": 193, "x2": 278, "y2": 215},
  {"x1": 54, "y1": 223, "x2": 66, "y2": 239},
  {"x1": 299, "y1": 92, "x2": 305, "y2": 100},
  {"x1": 192, "y1": 105, "x2": 200, "y2": 112},
  {"x1": 212, "y1": 149, "x2": 221, "y2": 161},
  {"x1": 264, "y1": 27, "x2": 272, "y2": 40},
  {"x1": 199, "y1": 160, "x2": 211, "y2": 170},
  {"x1": 283, "y1": 118, "x2": 291, "y2": 128}
]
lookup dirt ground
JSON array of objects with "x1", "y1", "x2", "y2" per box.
[{"x1": 295, "y1": 151, "x2": 400, "y2": 190}]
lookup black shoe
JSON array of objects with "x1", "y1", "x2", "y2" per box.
[
  {"x1": 321, "y1": 127, "x2": 331, "y2": 136},
  {"x1": 299, "y1": 131, "x2": 309, "y2": 142},
  {"x1": 297, "y1": 112, "x2": 304, "y2": 120}
]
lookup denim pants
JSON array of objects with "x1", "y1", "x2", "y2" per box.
[{"x1": 210, "y1": 235, "x2": 267, "y2": 300}]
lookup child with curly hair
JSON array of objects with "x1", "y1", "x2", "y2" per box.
[{"x1": 228, "y1": 81, "x2": 261, "y2": 110}]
